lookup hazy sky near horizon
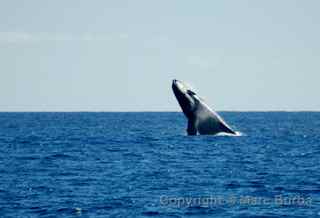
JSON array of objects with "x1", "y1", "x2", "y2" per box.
[{"x1": 1, "y1": 0, "x2": 319, "y2": 111}]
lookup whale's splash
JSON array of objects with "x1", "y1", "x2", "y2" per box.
[{"x1": 215, "y1": 131, "x2": 244, "y2": 137}]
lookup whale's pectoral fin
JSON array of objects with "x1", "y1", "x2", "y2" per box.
[
  {"x1": 219, "y1": 122, "x2": 236, "y2": 134},
  {"x1": 187, "y1": 119, "x2": 197, "y2": 135}
]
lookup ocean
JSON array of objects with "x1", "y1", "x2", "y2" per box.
[{"x1": 0, "y1": 112, "x2": 319, "y2": 217}]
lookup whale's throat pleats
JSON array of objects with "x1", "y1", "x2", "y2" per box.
[{"x1": 187, "y1": 119, "x2": 197, "y2": 135}]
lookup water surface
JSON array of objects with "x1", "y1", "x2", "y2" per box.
[{"x1": 0, "y1": 112, "x2": 319, "y2": 217}]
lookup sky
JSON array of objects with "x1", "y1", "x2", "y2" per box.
[{"x1": 0, "y1": 0, "x2": 319, "y2": 111}]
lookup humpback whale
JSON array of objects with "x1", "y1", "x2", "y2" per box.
[{"x1": 172, "y1": 79, "x2": 236, "y2": 135}]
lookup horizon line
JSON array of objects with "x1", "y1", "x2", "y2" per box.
[{"x1": 0, "y1": 110, "x2": 320, "y2": 113}]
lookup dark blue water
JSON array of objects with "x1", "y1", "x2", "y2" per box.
[{"x1": 0, "y1": 112, "x2": 319, "y2": 217}]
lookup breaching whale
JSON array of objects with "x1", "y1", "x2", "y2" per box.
[{"x1": 172, "y1": 79, "x2": 236, "y2": 135}]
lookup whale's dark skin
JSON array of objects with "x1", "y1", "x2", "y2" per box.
[{"x1": 172, "y1": 79, "x2": 236, "y2": 135}]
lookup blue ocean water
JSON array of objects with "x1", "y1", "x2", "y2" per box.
[{"x1": 0, "y1": 112, "x2": 319, "y2": 218}]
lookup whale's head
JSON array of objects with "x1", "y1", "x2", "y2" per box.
[{"x1": 172, "y1": 79, "x2": 199, "y2": 118}]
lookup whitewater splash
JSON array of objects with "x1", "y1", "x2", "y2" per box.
[{"x1": 215, "y1": 131, "x2": 244, "y2": 137}]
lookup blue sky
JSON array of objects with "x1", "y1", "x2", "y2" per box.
[{"x1": 1, "y1": 0, "x2": 319, "y2": 111}]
